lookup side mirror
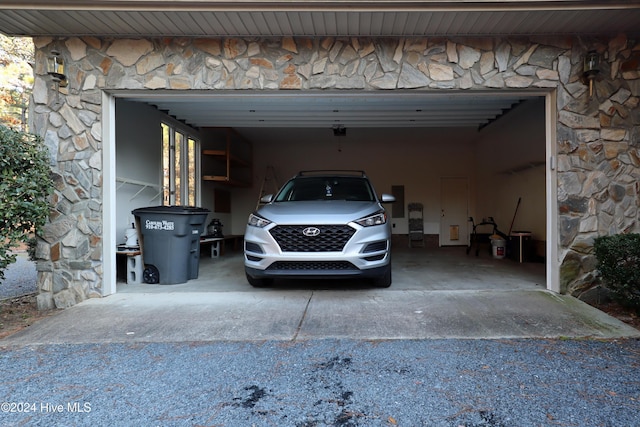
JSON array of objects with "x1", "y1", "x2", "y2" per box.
[
  {"x1": 260, "y1": 194, "x2": 273, "y2": 203},
  {"x1": 380, "y1": 194, "x2": 396, "y2": 203}
]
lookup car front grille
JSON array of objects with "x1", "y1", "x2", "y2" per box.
[
  {"x1": 267, "y1": 261, "x2": 357, "y2": 271},
  {"x1": 270, "y1": 225, "x2": 356, "y2": 252}
]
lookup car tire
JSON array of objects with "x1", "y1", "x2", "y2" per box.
[
  {"x1": 246, "y1": 273, "x2": 273, "y2": 288},
  {"x1": 372, "y1": 266, "x2": 392, "y2": 288}
]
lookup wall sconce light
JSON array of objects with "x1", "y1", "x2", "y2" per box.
[
  {"x1": 47, "y1": 50, "x2": 67, "y2": 102},
  {"x1": 583, "y1": 50, "x2": 600, "y2": 98},
  {"x1": 332, "y1": 125, "x2": 346, "y2": 137}
]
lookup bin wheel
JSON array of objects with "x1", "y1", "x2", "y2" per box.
[{"x1": 143, "y1": 265, "x2": 160, "y2": 284}]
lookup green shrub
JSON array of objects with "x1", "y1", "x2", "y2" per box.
[
  {"x1": 594, "y1": 233, "x2": 640, "y2": 311},
  {"x1": 27, "y1": 236, "x2": 37, "y2": 261},
  {"x1": 0, "y1": 125, "x2": 53, "y2": 280}
]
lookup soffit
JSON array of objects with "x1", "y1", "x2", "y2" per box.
[{"x1": 0, "y1": 1, "x2": 639, "y2": 37}]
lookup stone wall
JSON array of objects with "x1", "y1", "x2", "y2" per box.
[
  {"x1": 557, "y1": 35, "x2": 640, "y2": 295},
  {"x1": 30, "y1": 34, "x2": 640, "y2": 308}
]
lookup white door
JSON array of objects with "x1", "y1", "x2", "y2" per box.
[{"x1": 440, "y1": 177, "x2": 469, "y2": 246}]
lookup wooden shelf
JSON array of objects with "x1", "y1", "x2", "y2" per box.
[
  {"x1": 202, "y1": 149, "x2": 251, "y2": 167},
  {"x1": 201, "y1": 128, "x2": 252, "y2": 187},
  {"x1": 202, "y1": 175, "x2": 250, "y2": 186},
  {"x1": 202, "y1": 149, "x2": 226, "y2": 156}
]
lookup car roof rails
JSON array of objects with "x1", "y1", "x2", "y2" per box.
[{"x1": 296, "y1": 170, "x2": 367, "y2": 177}]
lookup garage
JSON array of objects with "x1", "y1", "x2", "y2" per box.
[
  {"x1": 4, "y1": 2, "x2": 637, "y2": 308},
  {"x1": 111, "y1": 90, "x2": 549, "y2": 292}
]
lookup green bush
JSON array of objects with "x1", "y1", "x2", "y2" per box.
[
  {"x1": 594, "y1": 233, "x2": 640, "y2": 311},
  {"x1": 0, "y1": 125, "x2": 53, "y2": 280}
]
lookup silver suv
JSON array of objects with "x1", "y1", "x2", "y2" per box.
[{"x1": 244, "y1": 170, "x2": 395, "y2": 287}]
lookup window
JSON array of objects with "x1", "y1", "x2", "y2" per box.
[
  {"x1": 162, "y1": 123, "x2": 200, "y2": 206},
  {"x1": 187, "y1": 137, "x2": 197, "y2": 206},
  {"x1": 275, "y1": 177, "x2": 375, "y2": 202}
]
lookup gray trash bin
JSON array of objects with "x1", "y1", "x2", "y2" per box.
[{"x1": 133, "y1": 206, "x2": 210, "y2": 284}]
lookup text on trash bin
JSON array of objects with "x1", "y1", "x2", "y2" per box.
[{"x1": 144, "y1": 220, "x2": 175, "y2": 231}]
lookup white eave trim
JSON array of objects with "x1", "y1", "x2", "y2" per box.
[{"x1": 2, "y1": 0, "x2": 640, "y2": 12}]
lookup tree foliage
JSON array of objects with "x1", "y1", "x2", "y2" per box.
[
  {"x1": 0, "y1": 36, "x2": 34, "y2": 65},
  {"x1": 0, "y1": 35, "x2": 33, "y2": 131},
  {"x1": 0, "y1": 125, "x2": 53, "y2": 280}
]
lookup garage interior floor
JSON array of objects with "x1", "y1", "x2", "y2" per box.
[{"x1": 118, "y1": 236, "x2": 546, "y2": 293}]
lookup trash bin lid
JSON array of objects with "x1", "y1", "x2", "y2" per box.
[{"x1": 133, "y1": 205, "x2": 210, "y2": 215}]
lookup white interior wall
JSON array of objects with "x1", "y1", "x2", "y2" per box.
[
  {"x1": 231, "y1": 127, "x2": 480, "y2": 236},
  {"x1": 115, "y1": 100, "x2": 165, "y2": 244},
  {"x1": 474, "y1": 98, "x2": 546, "y2": 240}
]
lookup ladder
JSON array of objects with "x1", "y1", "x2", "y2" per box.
[
  {"x1": 256, "y1": 165, "x2": 279, "y2": 209},
  {"x1": 408, "y1": 202, "x2": 425, "y2": 247}
]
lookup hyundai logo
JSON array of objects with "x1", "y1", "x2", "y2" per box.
[{"x1": 302, "y1": 227, "x2": 321, "y2": 237}]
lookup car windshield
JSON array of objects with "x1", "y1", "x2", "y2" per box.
[{"x1": 274, "y1": 177, "x2": 375, "y2": 202}]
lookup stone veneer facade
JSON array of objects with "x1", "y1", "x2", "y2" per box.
[{"x1": 30, "y1": 34, "x2": 640, "y2": 309}]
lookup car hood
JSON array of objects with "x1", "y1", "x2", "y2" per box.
[{"x1": 256, "y1": 200, "x2": 384, "y2": 225}]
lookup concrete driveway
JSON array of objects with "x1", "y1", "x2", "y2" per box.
[{"x1": 5, "y1": 245, "x2": 639, "y2": 345}]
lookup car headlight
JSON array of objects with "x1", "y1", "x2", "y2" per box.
[
  {"x1": 355, "y1": 211, "x2": 387, "y2": 227},
  {"x1": 248, "y1": 213, "x2": 272, "y2": 228}
]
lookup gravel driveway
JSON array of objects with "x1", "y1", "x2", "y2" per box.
[{"x1": 1, "y1": 338, "x2": 638, "y2": 426}]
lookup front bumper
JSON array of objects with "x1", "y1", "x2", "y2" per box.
[
  {"x1": 244, "y1": 222, "x2": 391, "y2": 280},
  {"x1": 245, "y1": 263, "x2": 391, "y2": 280}
]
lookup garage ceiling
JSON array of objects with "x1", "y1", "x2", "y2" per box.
[
  {"x1": 1, "y1": 1, "x2": 639, "y2": 37},
  {"x1": 121, "y1": 91, "x2": 535, "y2": 129}
]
